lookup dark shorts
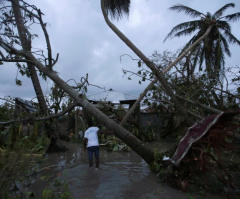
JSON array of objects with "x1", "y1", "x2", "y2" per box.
[{"x1": 87, "y1": 146, "x2": 99, "y2": 161}]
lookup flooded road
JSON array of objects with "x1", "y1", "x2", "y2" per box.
[{"x1": 30, "y1": 142, "x2": 224, "y2": 199}]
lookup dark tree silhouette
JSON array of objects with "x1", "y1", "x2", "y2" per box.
[
  {"x1": 165, "y1": 3, "x2": 240, "y2": 79},
  {"x1": 102, "y1": 0, "x2": 130, "y2": 18}
]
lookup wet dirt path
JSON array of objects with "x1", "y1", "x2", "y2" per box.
[{"x1": 31, "y1": 142, "x2": 224, "y2": 199}]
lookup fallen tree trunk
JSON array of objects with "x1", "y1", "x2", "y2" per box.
[
  {"x1": 28, "y1": 54, "x2": 155, "y2": 164},
  {"x1": 0, "y1": 0, "x2": 155, "y2": 164},
  {"x1": 1, "y1": 39, "x2": 155, "y2": 165}
]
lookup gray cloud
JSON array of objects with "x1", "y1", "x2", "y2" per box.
[{"x1": 0, "y1": 0, "x2": 239, "y2": 101}]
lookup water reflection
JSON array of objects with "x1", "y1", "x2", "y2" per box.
[{"x1": 29, "y1": 142, "x2": 223, "y2": 199}]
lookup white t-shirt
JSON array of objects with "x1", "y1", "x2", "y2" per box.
[{"x1": 84, "y1": 127, "x2": 99, "y2": 147}]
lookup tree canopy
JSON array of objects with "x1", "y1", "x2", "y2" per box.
[
  {"x1": 165, "y1": 3, "x2": 240, "y2": 79},
  {"x1": 102, "y1": 0, "x2": 130, "y2": 19}
]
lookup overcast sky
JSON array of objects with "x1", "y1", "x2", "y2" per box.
[{"x1": 0, "y1": 0, "x2": 239, "y2": 102}]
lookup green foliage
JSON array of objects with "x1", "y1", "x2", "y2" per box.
[
  {"x1": 49, "y1": 84, "x2": 68, "y2": 114},
  {"x1": 103, "y1": 135, "x2": 130, "y2": 152},
  {"x1": 25, "y1": 191, "x2": 34, "y2": 198},
  {"x1": 0, "y1": 120, "x2": 49, "y2": 153},
  {"x1": 0, "y1": 101, "x2": 14, "y2": 121},
  {"x1": 151, "y1": 161, "x2": 162, "y2": 173},
  {"x1": 41, "y1": 188, "x2": 54, "y2": 199},
  {"x1": 154, "y1": 150, "x2": 163, "y2": 161},
  {"x1": 0, "y1": 151, "x2": 43, "y2": 199},
  {"x1": 41, "y1": 180, "x2": 72, "y2": 199},
  {"x1": 15, "y1": 78, "x2": 22, "y2": 86},
  {"x1": 59, "y1": 183, "x2": 72, "y2": 199},
  {"x1": 149, "y1": 150, "x2": 165, "y2": 172},
  {"x1": 53, "y1": 179, "x2": 62, "y2": 187},
  {"x1": 125, "y1": 50, "x2": 239, "y2": 130},
  {"x1": 31, "y1": 135, "x2": 50, "y2": 153},
  {"x1": 188, "y1": 196, "x2": 196, "y2": 199},
  {"x1": 139, "y1": 128, "x2": 157, "y2": 142},
  {"x1": 13, "y1": 132, "x2": 50, "y2": 153},
  {"x1": 0, "y1": 127, "x2": 10, "y2": 147}
]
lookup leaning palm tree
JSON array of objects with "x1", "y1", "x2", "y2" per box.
[
  {"x1": 165, "y1": 3, "x2": 240, "y2": 79},
  {"x1": 100, "y1": 0, "x2": 214, "y2": 125},
  {"x1": 101, "y1": 0, "x2": 192, "y2": 118}
]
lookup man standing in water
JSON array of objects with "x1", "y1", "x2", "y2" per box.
[{"x1": 83, "y1": 126, "x2": 100, "y2": 169}]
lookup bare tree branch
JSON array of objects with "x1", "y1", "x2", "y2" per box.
[
  {"x1": 0, "y1": 58, "x2": 33, "y2": 63},
  {"x1": 214, "y1": 87, "x2": 240, "y2": 99},
  {"x1": 37, "y1": 8, "x2": 53, "y2": 69},
  {"x1": 0, "y1": 102, "x2": 78, "y2": 125},
  {"x1": 176, "y1": 94, "x2": 222, "y2": 113},
  {"x1": 122, "y1": 69, "x2": 152, "y2": 81}
]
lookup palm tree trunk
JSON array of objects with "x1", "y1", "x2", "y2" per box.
[
  {"x1": 101, "y1": 1, "x2": 214, "y2": 126},
  {"x1": 11, "y1": 0, "x2": 48, "y2": 115},
  {"x1": 102, "y1": 0, "x2": 213, "y2": 125},
  {"x1": 101, "y1": 0, "x2": 185, "y2": 113},
  {"x1": 120, "y1": 79, "x2": 157, "y2": 126}
]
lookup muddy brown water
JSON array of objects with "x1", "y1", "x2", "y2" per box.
[{"x1": 30, "y1": 142, "x2": 224, "y2": 199}]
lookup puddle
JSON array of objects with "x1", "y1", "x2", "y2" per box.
[{"x1": 29, "y1": 142, "x2": 224, "y2": 199}]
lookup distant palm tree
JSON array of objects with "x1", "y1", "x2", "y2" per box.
[{"x1": 165, "y1": 3, "x2": 240, "y2": 79}]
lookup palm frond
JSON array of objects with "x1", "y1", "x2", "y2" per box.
[
  {"x1": 178, "y1": 32, "x2": 202, "y2": 55},
  {"x1": 164, "y1": 20, "x2": 201, "y2": 41},
  {"x1": 213, "y1": 40, "x2": 224, "y2": 78},
  {"x1": 224, "y1": 12, "x2": 240, "y2": 22},
  {"x1": 198, "y1": 46, "x2": 205, "y2": 71},
  {"x1": 167, "y1": 2, "x2": 240, "y2": 79},
  {"x1": 192, "y1": 46, "x2": 201, "y2": 73},
  {"x1": 203, "y1": 37, "x2": 215, "y2": 76},
  {"x1": 103, "y1": 0, "x2": 130, "y2": 19},
  {"x1": 213, "y1": 3, "x2": 235, "y2": 19},
  {"x1": 174, "y1": 27, "x2": 197, "y2": 38},
  {"x1": 223, "y1": 30, "x2": 240, "y2": 45},
  {"x1": 216, "y1": 20, "x2": 231, "y2": 32},
  {"x1": 169, "y1": 4, "x2": 204, "y2": 18},
  {"x1": 219, "y1": 34, "x2": 231, "y2": 56}
]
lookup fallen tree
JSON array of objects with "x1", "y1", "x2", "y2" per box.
[
  {"x1": 0, "y1": 0, "x2": 155, "y2": 164},
  {"x1": 1, "y1": 1, "x2": 239, "y2": 171}
]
